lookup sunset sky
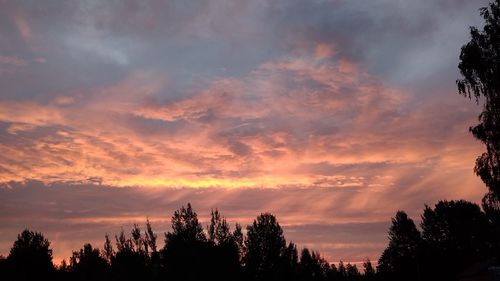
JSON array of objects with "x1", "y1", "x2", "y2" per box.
[{"x1": 0, "y1": 0, "x2": 491, "y2": 265}]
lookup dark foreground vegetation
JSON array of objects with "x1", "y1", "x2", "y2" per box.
[
  {"x1": 0, "y1": 199, "x2": 500, "y2": 281},
  {"x1": 0, "y1": 203, "x2": 374, "y2": 281}
]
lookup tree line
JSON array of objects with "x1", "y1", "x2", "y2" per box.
[
  {"x1": 1, "y1": 199, "x2": 499, "y2": 281},
  {"x1": 0, "y1": 203, "x2": 376, "y2": 281}
]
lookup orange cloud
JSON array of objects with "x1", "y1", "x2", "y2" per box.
[
  {"x1": 0, "y1": 45, "x2": 485, "y2": 210},
  {"x1": 314, "y1": 43, "x2": 337, "y2": 60}
]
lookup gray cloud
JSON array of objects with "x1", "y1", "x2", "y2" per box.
[{"x1": 0, "y1": 0, "x2": 489, "y2": 101}]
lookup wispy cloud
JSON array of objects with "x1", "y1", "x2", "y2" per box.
[{"x1": 0, "y1": 44, "x2": 484, "y2": 193}]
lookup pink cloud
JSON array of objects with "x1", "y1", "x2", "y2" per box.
[
  {"x1": 314, "y1": 43, "x2": 337, "y2": 60},
  {"x1": 0, "y1": 45, "x2": 484, "y2": 197}
]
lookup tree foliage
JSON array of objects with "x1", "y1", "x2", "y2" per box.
[
  {"x1": 362, "y1": 259, "x2": 375, "y2": 281},
  {"x1": 167, "y1": 203, "x2": 206, "y2": 243},
  {"x1": 377, "y1": 211, "x2": 421, "y2": 281},
  {"x1": 4, "y1": 200, "x2": 499, "y2": 281},
  {"x1": 458, "y1": 0, "x2": 500, "y2": 198},
  {"x1": 5, "y1": 229, "x2": 55, "y2": 281},
  {"x1": 208, "y1": 208, "x2": 232, "y2": 245},
  {"x1": 244, "y1": 213, "x2": 286, "y2": 280},
  {"x1": 70, "y1": 243, "x2": 109, "y2": 281},
  {"x1": 420, "y1": 200, "x2": 493, "y2": 280},
  {"x1": 378, "y1": 200, "x2": 498, "y2": 281}
]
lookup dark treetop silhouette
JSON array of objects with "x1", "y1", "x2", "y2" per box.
[
  {"x1": 1, "y1": 204, "x2": 373, "y2": 281},
  {"x1": 1, "y1": 200, "x2": 500, "y2": 281}
]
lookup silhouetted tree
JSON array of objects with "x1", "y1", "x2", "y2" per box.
[
  {"x1": 144, "y1": 219, "x2": 158, "y2": 255},
  {"x1": 131, "y1": 224, "x2": 145, "y2": 254},
  {"x1": 233, "y1": 223, "x2": 245, "y2": 261},
  {"x1": 112, "y1": 228, "x2": 149, "y2": 281},
  {"x1": 345, "y1": 263, "x2": 360, "y2": 281},
  {"x1": 457, "y1": 0, "x2": 500, "y2": 198},
  {"x1": 162, "y1": 203, "x2": 211, "y2": 281},
  {"x1": 363, "y1": 259, "x2": 375, "y2": 280},
  {"x1": 244, "y1": 213, "x2": 286, "y2": 280},
  {"x1": 298, "y1": 248, "x2": 329, "y2": 281},
  {"x1": 299, "y1": 248, "x2": 316, "y2": 280},
  {"x1": 70, "y1": 243, "x2": 110, "y2": 281},
  {"x1": 278, "y1": 242, "x2": 299, "y2": 280},
  {"x1": 115, "y1": 229, "x2": 132, "y2": 253},
  {"x1": 377, "y1": 211, "x2": 421, "y2": 281},
  {"x1": 337, "y1": 261, "x2": 347, "y2": 279},
  {"x1": 483, "y1": 191, "x2": 500, "y2": 259},
  {"x1": 56, "y1": 258, "x2": 72, "y2": 281},
  {"x1": 206, "y1": 208, "x2": 241, "y2": 280},
  {"x1": 420, "y1": 200, "x2": 493, "y2": 280},
  {"x1": 144, "y1": 219, "x2": 161, "y2": 280},
  {"x1": 0, "y1": 255, "x2": 7, "y2": 280},
  {"x1": 0, "y1": 203, "x2": 422, "y2": 281},
  {"x1": 5, "y1": 229, "x2": 55, "y2": 281},
  {"x1": 167, "y1": 203, "x2": 206, "y2": 243},
  {"x1": 326, "y1": 263, "x2": 339, "y2": 281},
  {"x1": 208, "y1": 209, "x2": 231, "y2": 245},
  {"x1": 483, "y1": 191, "x2": 500, "y2": 223},
  {"x1": 313, "y1": 252, "x2": 331, "y2": 280},
  {"x1": 102, "y1": 233, "x2": 114, "y2": 264}
]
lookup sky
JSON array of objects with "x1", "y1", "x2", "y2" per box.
[{"x1": 0, "y1": 0, "x2": 492, "y2": 265}]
